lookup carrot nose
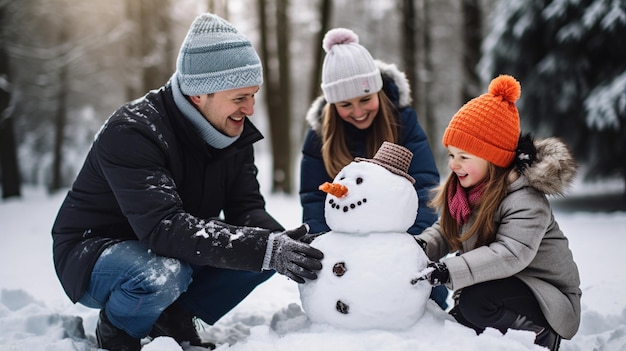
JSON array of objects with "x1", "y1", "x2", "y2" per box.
[{"x1": 319, "y1": 182, "x2": 348, "y2": 198}]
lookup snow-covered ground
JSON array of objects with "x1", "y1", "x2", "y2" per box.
[{"x1": 1, "y1": 175, "x2": 625, "y2": 350}]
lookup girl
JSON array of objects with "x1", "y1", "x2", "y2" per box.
[{"x1": 415, "y1": 74, "x2": 581, "y2": 351}]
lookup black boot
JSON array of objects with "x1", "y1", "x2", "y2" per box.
[
  {"x1": 149, "y1": 301, "x2": 216, "y2": 349},
  {"x1": 536, "y1": 327, "x2": 561, "y2": 351},
  {"x1": 449, "y1": 305, "x2": 485, "y2": 335},
  {"x1": 96, "y1": 309, "x2": 141, "y2": 351},
  {"x1": 511, "y1": 314, "x2": 561, "y2": 351}
]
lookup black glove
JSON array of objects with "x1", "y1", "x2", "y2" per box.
[
  {"x1": 299, "y1": 231, "x2": 326, "y2": 244},
  {"x1": 411, "y1": 262, "x2": 449, "y2": 287},
  {"x1": 414, "y1": 237, "x2": 427, "y2": 252},
  {"x1": 269, "y1": 225, "x2": 324, "y2": 283}
]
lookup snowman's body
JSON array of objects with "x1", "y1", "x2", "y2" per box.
[{"x1": 299, "y1": 156, "x2": 432, "y2": 330}]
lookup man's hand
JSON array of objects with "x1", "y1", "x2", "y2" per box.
[
  {"x1": 269, "y1": 225, "x2": 324, "y2": 283},
  {"x1": 411, "y1": 262, "x2": 449, "y2": 286}
]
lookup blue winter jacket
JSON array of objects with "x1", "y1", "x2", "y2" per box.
[{"x1": 300, "y1": 61, "x2": 440, "y2": 235}]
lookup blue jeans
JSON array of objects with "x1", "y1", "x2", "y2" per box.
[{"x1": 79, "y1": 240, "x2": 274, "y2": 338}]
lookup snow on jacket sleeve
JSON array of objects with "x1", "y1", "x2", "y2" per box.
[{"x1": 95, "y1": 115, "x2": 271, "y2": 272}]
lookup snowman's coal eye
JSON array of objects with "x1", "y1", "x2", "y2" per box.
[
  {"x1": 356, "y1": 177, "x2": 363, "y2": 185},
  {"x1": 339, "y1": 176, "x2": 345, "y2": 180}
]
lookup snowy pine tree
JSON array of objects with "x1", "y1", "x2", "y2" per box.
[{"x1": 480, "y1": 0, "x2": 626, "y2": 192}]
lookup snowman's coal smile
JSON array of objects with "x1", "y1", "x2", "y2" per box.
[{"x1": 328, "y1": 198, "x2": 367, "y2": 212}]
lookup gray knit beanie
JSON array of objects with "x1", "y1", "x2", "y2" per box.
[
  {"x1": 176, "y1": 13, "x2": 263, "y2": 96},
  {"x1": 321, "y1": 28, "x2": 382, "y2": 103}
]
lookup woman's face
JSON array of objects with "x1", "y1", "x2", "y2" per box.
[
  {"x1": 447, "y1": 146, "x2": 489, "y2": 188},
  {"x1": 334, "y1": 93, "x2": 380, "y2": 130}
]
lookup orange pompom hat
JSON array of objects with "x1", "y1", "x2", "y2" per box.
[{"x1": 442, "y1": 74, "x2": 521, "y2": 167}]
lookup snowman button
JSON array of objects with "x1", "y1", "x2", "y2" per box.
[
  {"x1": 333, "y1": 262, "x2": 347, "y2": 277},
  {"x1": 336, "y1": 300, "x2": 349, "y2": 314}
]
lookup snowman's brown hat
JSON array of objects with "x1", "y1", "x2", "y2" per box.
[{"x1": 355, "y1": 141, "x2": 415, "y2": 184}]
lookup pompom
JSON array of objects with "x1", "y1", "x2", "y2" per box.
[
  {"x1": 488, "y1": 74, "x2": 521, "y2": 104},
  {"x1": 322, "y1": 28, "x2": 359, "y2": 53}
]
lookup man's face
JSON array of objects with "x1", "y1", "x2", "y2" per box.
[{"x1": 191, "y1": 86, "x2": 260, "y2": 137}]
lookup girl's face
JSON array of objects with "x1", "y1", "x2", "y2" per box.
[
  {"x1": 334, "y1": 93, "x2": 380, "y2": 129},
  {"x1": 447, "y1": 146, "x2": 489, "y2": 188}
]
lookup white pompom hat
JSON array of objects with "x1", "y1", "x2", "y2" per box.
[{"x1": 320, "y1": 28, "x2": 382, "y2": 103}]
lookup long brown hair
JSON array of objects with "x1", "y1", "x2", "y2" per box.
[
  {"x1": 429, "y1": 162, "x2": 514, "y2": 251},
  {"x1": 320, "y1": 91, "x2": 399, "y2": 177}
]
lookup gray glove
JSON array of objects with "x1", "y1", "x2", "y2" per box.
[{"x1": 268, "y1": 225, "x2": 324, "y2": 283}]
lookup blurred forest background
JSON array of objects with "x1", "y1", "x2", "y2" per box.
[{"x1": 0, "y1": 0, "x2": 624, "y2": 200}]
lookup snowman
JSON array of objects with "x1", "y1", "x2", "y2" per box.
[{"x1": 298, "y1": 141, "x2": 433, "y2": 330}]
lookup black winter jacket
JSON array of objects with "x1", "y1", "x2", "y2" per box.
[{"x1": 52, "y1": 83, "x2": 283, "y2": 302}]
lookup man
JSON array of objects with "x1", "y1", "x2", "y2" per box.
[{"x1": 51, "y1": 13, "x2": 323, "y2": 351}]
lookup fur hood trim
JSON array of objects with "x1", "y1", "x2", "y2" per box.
[
  {"x1": 522, "y1": 137, "x2": 577, "y2": 196},
  {"x1": 305, "y1": 60, "x2": 412, "y2": 132},
  {"x1": 376, "y1": 60, "x2": 412, "y2": 107}
]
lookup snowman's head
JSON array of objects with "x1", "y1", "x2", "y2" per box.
[{"x1": 321, "y1": 143, "x2": 419, "y2": 234}]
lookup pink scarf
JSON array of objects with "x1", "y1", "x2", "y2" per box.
[{"x1": 447, "y1": 180, "x2": 486, "y2": 225}]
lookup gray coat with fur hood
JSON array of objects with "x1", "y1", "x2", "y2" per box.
[{"x1": 419, "y1": 138, "x2": 582, "y2": 339}]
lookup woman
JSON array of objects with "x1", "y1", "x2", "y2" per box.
[{"x1": 299, "y1": 27, "x2": 447, "y2": 309}]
